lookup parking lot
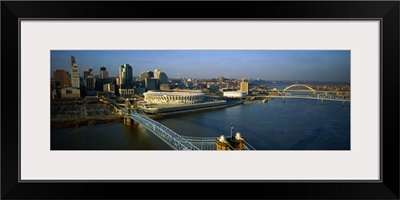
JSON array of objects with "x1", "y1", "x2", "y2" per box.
[{"x1": 51, "y1": 98, "x2": 118, "y2": 120}]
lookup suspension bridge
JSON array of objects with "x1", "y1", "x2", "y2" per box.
[{"x1": 105, "y1": 96, "x2": 255, "y2": 151}]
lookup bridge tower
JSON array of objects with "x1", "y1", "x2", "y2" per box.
[
  {"x1": 230, "y1": 132, "x2": 247, "y2": 150},
  {"x1": 124, "y1": 98, "x2": 133, "y2": 125},
  {"x1": 215, "y1": 133, "x2": 247, "y2": 150},
  {"x1": 215, "y1": 135, "x2": 230, "y2": 150}
]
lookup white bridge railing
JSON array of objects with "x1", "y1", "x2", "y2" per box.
[{"x1": 122, "y1": 108, "x2": 199, "y2": 150}]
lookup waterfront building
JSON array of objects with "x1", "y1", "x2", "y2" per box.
[
  {"x1": 240, "y1": 80, "x2": 249, "y2": 94},
  {"x1": 223, "y1": 91, "x2": 247, "y2": 98},
  {"x1": 100, "y1": 67, "x2": 108, "y2": 79}
]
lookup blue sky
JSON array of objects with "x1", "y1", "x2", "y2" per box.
[{"x1": 51, "y1": 50, "x2": 350, "y2": 82}]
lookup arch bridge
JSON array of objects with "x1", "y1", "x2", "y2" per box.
[{"x1": 283, "y1": 84, "x2": 316, "y2": 92}]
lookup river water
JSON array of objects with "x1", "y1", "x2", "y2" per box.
[{"x1": 51, "y1": 97, "x2": 350, "y2": 150}]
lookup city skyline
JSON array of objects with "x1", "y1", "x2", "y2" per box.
[{"x1": 51, "y1": 50, "x2": 350, "y2": 82}]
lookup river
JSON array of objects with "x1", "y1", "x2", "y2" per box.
[{"x1": 51, "y1": 97, "x2": 350, "y2": 150}]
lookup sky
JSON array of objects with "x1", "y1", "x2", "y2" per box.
[{"x1": 51, "y1": 50, "x2": 350, "y2": 82}]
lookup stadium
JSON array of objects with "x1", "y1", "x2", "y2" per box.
[
  {"x1": 138, "y1": 91, "x2": 228, "y2": 115},
  {"x1": 142, "y1": 91, "x2": 205, "y2": 104}
]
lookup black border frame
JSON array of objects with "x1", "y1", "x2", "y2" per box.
[{"x1": 2, "y1": 1, "x2": 399, "y2": 199}]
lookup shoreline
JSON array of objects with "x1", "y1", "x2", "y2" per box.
[
  {"x1": 51, "y1": 116, "x2": 123, "y2": 129},
  {"x1": 144, "y1": 100, "x2": 244, "y2": 119},
  {"x1": 51, "y1": 100, "x2": 245, "y2": 129}
]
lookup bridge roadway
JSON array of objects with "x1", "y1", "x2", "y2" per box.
[
  {"x1": 102, "y1": 96, "x2": 202, "y2": 150},
  {"x1": 260, "y1": 94, "x2": 351, "y2": 102},
  {"x1": 264, "y1": 84, "x2": 351, "y2": 101},
  {"x1": 121, "y1": 108, "x2": 200, "y2": 150},
  {"x1": 103, "y1": 96, "x2": 259, "y2": 150}
]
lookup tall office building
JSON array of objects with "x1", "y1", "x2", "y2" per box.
[
  {"x1": 145, "y1": 78, "x2": 159, "y2": 91},
  {"x1": 70, "y1": 56, "x2": 80, "y2": 89},
  {"x1": 83, "y1": 68, "x2": 93, "y2": 80},
  {"x1": 154, "y1": 69, "x2": 168, "y2": 84},
  {"x1": 139, "y1": 71, "x2": 154, "y2": 81},
  {"x1": 119, "y1": 64, "x2": 133, "y2": 96},
  {"x1": 53, "y1": 69, "x2": 70, "y2": 87},
  {"x1": 85, "y1": 76, "x2": 96, "y2": 90},
  {"x1": 100, "y1": 67, "x2": 108, "y2": 79},
  {"x1": 62, "y1": 56, "x2": 81, "y2": 98},
  {"x1": 116, "y1": 77, "x2": 120, "y2": 86},
  {"x1": 240, "y1": 80, "x2": 249, "y2": 94},
  {"x1": 119, "y1": 64, "x2": 133, "y2": 87}
]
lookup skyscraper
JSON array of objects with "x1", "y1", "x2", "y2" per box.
[
  {"x1": 119, "y1": 64, "x2": 133, "y2": 87},
  {"x1": 139, "y1": 71, "x2": 154, "y2": 81},
  {"x1": 119, "y1": 64, "x2": 133, "y2": 97},
  {"x1": 63, "y1": 56, "x2": 81, "y2": 98},
  {"x1": 100, "y1": 67, "x2": 108, "y2": 79},
  {"x1": 154, "y1": 69, "x2": 168, "y2": 84},
  {"x1": 153, "y1": 69, "x2": 169, "y2": 90},
  {"x1": 85, "y1": 76, "x2": 96, "y2": 90},
  {"x1": 71, "y1": 56, "x2": 80, "y2": 89},
  {"x1": 83, "y1": 68, "x2": 93, "y2": 80}
]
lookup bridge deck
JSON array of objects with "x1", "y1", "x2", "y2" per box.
[
  {"x1": 104, "y1": 96, "x2": 256, "y2": 150},
  {"x1": 123, "y1": 108, "x2": 200, "y2": 150}
]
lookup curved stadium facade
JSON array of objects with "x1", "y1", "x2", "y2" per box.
[
  {"x1": 143, "y1": 91, "x2": 205, "y2": 104},
  {"x1": 138, "y1": 91, "x2": 227, "y2": 115}
]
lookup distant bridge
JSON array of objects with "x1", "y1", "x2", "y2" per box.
[
  {"x1": 263, "y1": 94, "x2": 351, "y2": 103},
  {"x1": 261, "y1": 84, "x2": 351, "y2": 104},
  {"x1": 283, "y1": 84, "x2": 316, "y2": 92}
]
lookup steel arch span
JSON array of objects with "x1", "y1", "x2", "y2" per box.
[{"x1": 283, "y1": 84, "x2": 316, "y2": 92}]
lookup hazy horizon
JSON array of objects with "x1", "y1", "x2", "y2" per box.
[{"x1": 51, "y1": 50, "x2": 351, "y2": 83}]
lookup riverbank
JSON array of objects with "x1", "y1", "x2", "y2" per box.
[
  {"x1": 144, "y1": 100, "x2": 244, "y2": 119},
  {"x1": 51, "y1": 98, "x2": 123, "y2": 129},
  {"x1": 51, "y1": 116, "x2": 123, "y2": 129}
]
